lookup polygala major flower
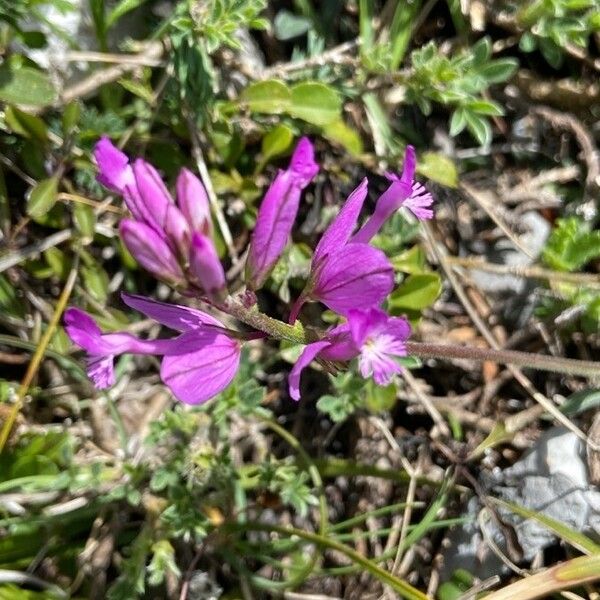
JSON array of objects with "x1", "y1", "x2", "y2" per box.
[
  {"x1": 288, "y1": 308, "x2": 411, "y2": 401},
  {"x1": 246, "y1": 137, "x2": 319, "y2": 290},
  {"x1": 289, "y1": 178, "x2": 394, "y2": 322},
  {"x1": 94, "y1": 137, "x2": 226, "y2": 300},
  {"x1": 65, "y1": 293, "x2": 241, "y2": 404},
  {"x1": 68, "y1": 135, "x2": 434, "y2": 406}
]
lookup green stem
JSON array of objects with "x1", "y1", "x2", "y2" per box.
[
  {"x1": 223, "y1": 521, "x2": 429, "y2": 600},
  {"x1": 260, "y1": 417, "x2": 329, "y2": 536},
  {"x1": 218, "y1": 296, "x2": 314, "y2": 344}
]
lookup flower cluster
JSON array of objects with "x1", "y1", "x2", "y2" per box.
[{"x1": 66, "y1": 138, "x2": 433, "y2": 404}]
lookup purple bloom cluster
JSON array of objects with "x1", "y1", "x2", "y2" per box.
[{"x1": 66, "y1": 138, "x2": 433, "y2": 404}]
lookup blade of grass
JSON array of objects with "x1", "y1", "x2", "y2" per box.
[
  {"x1": 489, "y1": 497, "x2": 600, "y2": 555},
  {"x1": 226, "y1": 521, "x2": 429, "y2": 600}
]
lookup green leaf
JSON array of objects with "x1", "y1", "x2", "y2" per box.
[
  {"x1": 44, "y1": 247, "x2": 72, "y2": 280},
  {"x1": 464, "y1": 111, "x2": 492, "y2": 146},
  {"x1": 467, "y1": 100, "x2": 504, "y2": 116},
  {"x1": 0, "y1": 64, "x2": 57, "y2": 106},
  {"x1": 273, "y1": 9, "x2": 312, "y2": 40},
  {"x1": 62, "y1": 100, "x2": 81, "y2": 135},
  {"x1": 389, "y1": 273, "x2": 442, "y2": 311},
  {"x1": 449, "y1": 107, "x2": 467, "y2": 137},
  {"x1": 519, "y1": 31, "x2": 537, "y2": 52},
  {"x1": 478, "y1": 58, "x2": 518, "y2": 83},
  {"x1": 417, "y1": 152, "x2": 458, "y2": 188},
  {"x1": 392, "y1": 245, "x2": 427, "y2": 274},
  {"x1": 322, "y1": 119, "x2": 363, "y2": 156},
  {"x1": 26, "y1": 176, "x2": 59, "y2": 219},
  {"x1": 82, "y1": 262, "x2": 109, "y2": 303},
  {"x1": 289, "y1": 82, "x2": 342, "y2": 126},
  {"x1": 241, "y1": 79, "x2": 291, "y2": 114},
  {"x1": 73, "y1": 203, "x2": 96, "y2": 241},
  {"x1": 559, "y1": 388, "x2": 600, "y2": 417},
  {"x1": 4, "y1": 106, "x2": 48, "y2": 143},
  {"x1": 365, "y1": 380, "x2": 397, "y2": 413},
  {"x1": 260, "y1": 124, "x2": 294, "y2": 167},
  {"x1": 107, "y1": 0, "x2": 150, "y2": 28},
  {"x1": 542, "y1": 217, "x2": 600, "y2": 271}
]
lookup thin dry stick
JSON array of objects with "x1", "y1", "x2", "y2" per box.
[
  {"x1": 402, "y1": 368, "x2": 450, "y2": 437},
  {"x1": 57, "y1": 193, "x2": 125, "y2": 215},
  {"x1": 460, "y1": 182, "x2": 536, "y2": 259},
  {"x1": 446, "y1": 255, "x2": 600, "y2": 287},
  {"x1": 64, "y1": 50, "x2": 164, "y2": 66},
  {"x1": 259, "y1": 40, "x2": 359, "y2": 79},
  {"x1": 391, "y1": 459, "x2": 420, "y2": 577},
  {"x1": 0, "y1": 229, "x2": 72, "y2": 273},
  {"x1": 60, "y1": 41, "x2": 164, "y2": 104},
  {"x1": 0, "y1": 257, "x2": 79, "y2": 452},
  {"x1": 423, "y1": 224, "x2": 597, "y2": 451},
  {"x1": 186, "y1": 117, "x2": 239, "y2": 266}
]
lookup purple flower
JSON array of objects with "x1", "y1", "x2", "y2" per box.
[
  {"x1": 65, "y1": 293, "x2": 241, "y2": 404},
  {"x1": 246, "y1": 137, "x2": 319, "y2": 290},
  {"x1": 352, "y1": 146, "x2": 434, "y2": 244},
  {"x1": 177, "y1": 168, "x2": 211, "y2": 236},
  {"x1": 94, "y1": 138, "x2": 226, "y2": 299},
  {"x1": 289, "y1": 178, "x2": 394, "y2": 322},
  {"x1": 120, "y1": 219, "x2": 186, "y2": 286},
  {"x1": 288, "y1": 308, "x2": 411, "y2": 400}
]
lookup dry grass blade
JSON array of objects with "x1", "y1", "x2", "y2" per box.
[
  {"x1": 0, "y1": 256, "x2": 79, "y2": 451},
  {"x1": 482, "y1": 554, "x2": 600, "y2": 600}
]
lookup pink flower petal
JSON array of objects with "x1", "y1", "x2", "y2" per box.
[
  {"x1": 161, "y1": 333, "x2": 241, "y2": 404},
  {"x1": 121, "y1": 293, "x2": 223, "y2": 330},
  {"x1": 176, "y1": 168, "x2": 212, "y2": 235},
  {"x1": 313, "y1": 178, "x2": 368, "y2": 265},
  {"x1": 188, "y1": 232, "x2": 227, "y2": 299},
  {"x1": 246, "y1": 137, "x2": 318, "y2": 290},
  {"x1": 120, "y1": 219, "x2": 185, "y2": 285},
  {"x1": 312, "y1": 244, "x2": 394, "y2": 315},
  {"x1": 288, "y1": 340, "x2": 332, "y2": 401}
]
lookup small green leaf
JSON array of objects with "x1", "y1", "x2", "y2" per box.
[
  {"x1": 464, "y1": 111, "x2": 492, "y2": 146},
  {"x1": 26, "y1": 176, "x2": 59, "y2": 219},
  {"x1": 44, "y1": 247, "x2": 72, "y2": 280},
  {"x1": 62, "y1": 100, "x2": 81, "y2": 135},
  {"x1": 559, "y1": 388, "x2": 600, "y2": 417},
  {"x1": 519, "y1": 32, "x2": 537, "y2": 52},
  {"x1": 389, "y1": 273, "x2": 442, "y2": 311},
  {"x1": 73, "y1": 203, "x2": 96, "y2": 241},
  {"x1": 273, "y1": 9, "x2": 312, "y2": 40},
  {"x1": 4, "y1": 105, "x2": 48, "y2": 143},
  {"x1": 467, "y1": 100, "x2": 504, "y2": 116},
  {"x1": 365, "y1": 380, "x2": 397, "y2": 413},
  {"x1": 478, "y1": 58, "x2": 518, "y2": 82},
  {"x1": 392, "y1": 245, "x2": 426, "y2": 274},
  {"x1": 82, "y1": 262, "x2": 109, "y2": 303},
  {"x1": 322, "y1": 119, "x2": 363, "y2": 156},
  {"x1": 289, "y1": 82, "x2": 342, "y2": 126},
  {"x1": 449, "y1": 107, "x2": 467, "y2": 137},
  {"x1": 260, "y1": 124, "x2": 294, "y2": 167},
  {"x1": 0, "y1": 64, "x2": 57, "y2": 106},
  {"x1": 417, "y1": 152, "x2": 458, "y2": 188},
  {"x1": 241, "y1": 79, "x2": 291, "y2": 114}
]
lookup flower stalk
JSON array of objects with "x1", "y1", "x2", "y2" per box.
[{"x1": 218, "y1": 299, "x2": 599, "y2": 379}]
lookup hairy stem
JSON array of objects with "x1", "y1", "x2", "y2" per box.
[
  {"x1": 218, "y1": 297, "x2": 599, "y2": 378},
  {"x1": 407, "y1": 341, "x2": 599, "y2": 379}
]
